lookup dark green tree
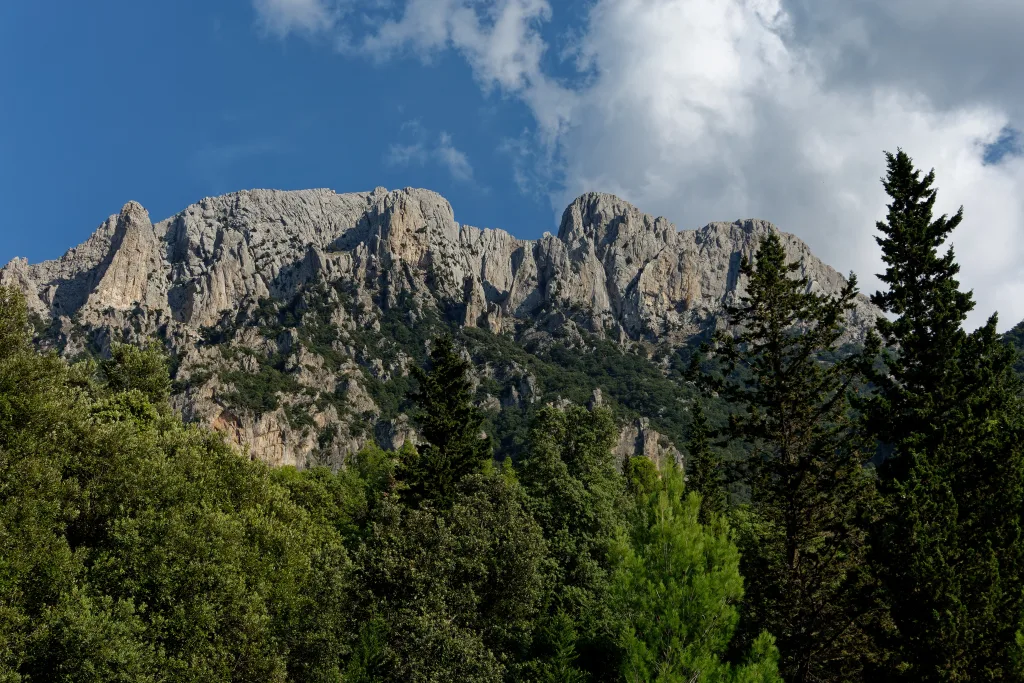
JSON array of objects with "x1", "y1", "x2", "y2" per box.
[
  {"x1": 401, "y1": 336, "x2": 492, "y2": 508},
  {"x1": 865, "y1": 149, "x2": 972, "y2": 456},
  {"x1": 100, "y1": 343, "x2": 172, "y2": 407},
  {"x1": 1004, "y1": 318, "x2": 1024, "y2": 376},
  {"x1": 685, "y1": 402, "x2": 726, "y2": 524},
  {"x1": 862, "y1": 149, "x2": 1024, "y2": 680},
  {"x1": 518, "y1": 405, "x2": 628, "y2": 682},
  {"x1": 534, "y1": 611, "x2": 589, "y2": 683},
  {"x1": 349, "y1": 470, "x2": 547, "y2": 682},
  {"x1": 707, "y1": 233, "x2": 881, "y2": 681}
]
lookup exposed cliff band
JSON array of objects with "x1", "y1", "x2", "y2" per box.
[{"x1": 1, "y1": 187, "x2": 879, "y2": 467}]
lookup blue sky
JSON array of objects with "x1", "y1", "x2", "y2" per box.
[
  {"x1": 0, "y1": 0, "x2": 563, "y2": 263},
  {"x1": 2, "y1": 0, "x2": 1023, "y2": 328}
]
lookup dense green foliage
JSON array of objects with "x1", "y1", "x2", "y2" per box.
[
  {"x1": 517, "y1": 405, "x2": 628, "y2": 680},
  {"x1": 685, "y1": 402, "x2": 725, "y2": 524},
  {"x1": 399, "y1": 336, "x2": 493, "y2": 508},
  {"x1": 861, "y1": 150, "x2": 1024, "y2": 680},
  {"x1": 1004, "y1": 319, "x2": 1024, "y2": 376},
  {"x1": 701, "y1": 233, "x2": 881, "y2": 681},
  {"x1": 0, "y1": 288, "x2": 356, "y2": 681},
  {"x1": 4, "y1": 148, "x2": 1024, "y2": 680},
  {"x1": 0, "y1": 286, "x2": 778, "y2": 682}
]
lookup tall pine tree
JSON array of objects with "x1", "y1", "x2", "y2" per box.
[
  {"x1": 863, "y1": 149, "x2": 1024, "y2": 680},
  {"x1": 401, "y1": 336, "x2": 492, "y2": 508},
  {"x1": 707, "y1": 232, "x2": 881, "y2": 682},
  {"x1": 685, "y1": 402, "x2": 726, "y2": 524}
]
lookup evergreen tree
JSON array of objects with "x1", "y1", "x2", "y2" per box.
[
  {"x1": 685, "y1": 402, "x2": 726, "y2": 524},
  {"x1": 613, "y1": 460, "x2": 782, "y2": 683},
  {"x1": 535, "y1": 611, "x2": 589, "y2": 683},
  {"x1": 865, "y1": 149, "x2": 972, "y2": 456},
  {"x1": 401, "y1": 335, "x2": 492, "y2": 508},
  {"x1": 518, "y1": 405, "x2": 628, "y2": 682},
  {"x1": 707, "y1": 233, "x2": 881, "y2": 681},
  {"x1": 863, "y1": 149, "x2": 1024, "y2": 679}
]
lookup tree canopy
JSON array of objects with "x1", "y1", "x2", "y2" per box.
[{"x1": 2, "y1": 146, "x2": 1023, "y2": 681}]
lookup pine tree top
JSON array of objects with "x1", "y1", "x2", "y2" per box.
[{"x1": 402, "y1": 335, "x2": 492, "y2": 508}]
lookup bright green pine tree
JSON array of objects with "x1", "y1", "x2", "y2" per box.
[
  {"x1": 401, "y1": 335, "x2": 492, "y2": 508},
  {"x1": 613, "y1": 460, "x2": 782, "y2": 683},
  {"x1": 685, "y1": 402, "x2": 726, "y2": 524},
  {"x1": 862, "y1": 149, "x2": 1024, "y2": 680},
  {"x1": 708, "y1": 233, "x2": 881, "y2": 682},
  {"x1": 624, "y1": 455, "x2": 659, "y2": 499}
]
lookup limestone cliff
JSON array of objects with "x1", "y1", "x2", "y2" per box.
[{"x1": 2, "y1": 187, "x2": 878, "y2": 469}]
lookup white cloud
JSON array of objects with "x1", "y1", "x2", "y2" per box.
[
  {"x1": 385, "y1": 142, "x2": 428, "y2": 167},
  {"x1": 253, "y1": 0, "x2": 337, "y2": 36},
  {"x1": 259, "y1": 0, "x2": 1024, "y2": 330},
  {"x1": 384, "y1": 127, "x2": 475, "y2": 183},
  {"x1": 549, "y1": 0, "x2": 1024, "y2": 330},
  {"x1": 437, "y1": 132, "x2": 474, "y2": 181}
]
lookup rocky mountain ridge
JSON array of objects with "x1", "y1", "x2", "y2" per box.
[{"x1": 1, "y1": 187, "x2": 879, "y2": 468}]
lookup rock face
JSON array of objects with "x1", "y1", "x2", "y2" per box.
[{"x1": 2, "y1": 187, "x2": 879, "y2": 468}]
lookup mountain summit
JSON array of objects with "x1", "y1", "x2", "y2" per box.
[{"x1": 1, "y1": 187, "x2": 878, "y2": 467}]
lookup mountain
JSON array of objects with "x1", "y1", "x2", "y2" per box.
[{"x1": 1, "y1": 187, "x2": 878, "y2": 468}]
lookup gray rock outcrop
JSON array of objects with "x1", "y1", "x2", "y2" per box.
[{"x1": 2, "y1": 186, "x2": 879, "y2": 468}]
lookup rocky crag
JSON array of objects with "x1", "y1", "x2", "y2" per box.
[{"x1": 1, "y1": 187, "x2": 878, "y2": 469}]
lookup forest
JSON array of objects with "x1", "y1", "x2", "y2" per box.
[{"x1": 2, "y1": 150, "x2": 1023, "y2": 682}]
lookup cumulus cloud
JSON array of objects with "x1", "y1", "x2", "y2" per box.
[
  {"x1": 256, "y1": 0, "x2": 1024, "y2": 330},
  {"x1": 549, "y1": 0, "x2": 1024, "y2": 331}
]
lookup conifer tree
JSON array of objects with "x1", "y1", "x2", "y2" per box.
[
  {"x1": 613, "y1": 460, "x2": 782, "y2": 683},
  {"x1": 863, "y1": 149, "x2": 1024, "y2": 679},
  {"x1": 685, "y1": 402, "x2": 725, "y2": 524},
  {"x1": 536, "y1": 612, "x2": 588, "y2": 683},
  {"x1": 707, "y1": 233, "x2": 880, "y2": 682},
  {"x1": 401, "y1": 335, "x2": 492, "y2": 508}
]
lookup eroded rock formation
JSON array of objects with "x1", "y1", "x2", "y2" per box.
[{"x1": 2, "y1": 187, "x2": 878, "y2": 468}]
